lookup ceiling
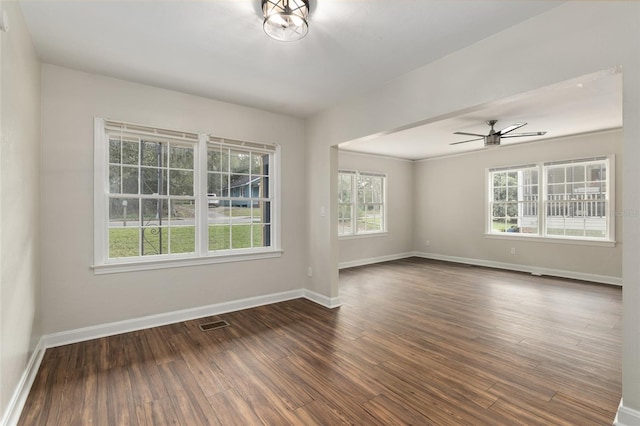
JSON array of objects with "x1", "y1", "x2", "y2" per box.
[
  {"x1": 339, "y1": 69, "x2": 623, "y2": 160},
  {"x1": 18, "y1": 1, "x2": 621, "y2": 161},
  {"x1": 19, "y1": 0, "x2": 564, "y2": 119}
]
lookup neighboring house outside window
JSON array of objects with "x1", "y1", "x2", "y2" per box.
[
  {"x1": 488, "y1": 156, "x2": 613, "y2": 242},
  {"x1": 93, "y1": 118, "x2": 281, "y2": 273},
  {"x1": 207, "y1": 139, "x2": 273, "y2": 250},
  {"x1": 338, "y1": 170, "x2": 386, "y2": 236}
]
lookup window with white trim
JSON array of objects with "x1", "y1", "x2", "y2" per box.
[
  {"x1": 488, "y1": 156, "x2": 613, "y2": 241},
  {"x1": 338, "y1": 170, "x2": 386, "y2": 236},
  {"x1": 207, "y1": 138, "x2": 272, "y2": 250},
  {"x1": 94, "y1": 118, "x2": 280, "y2": 271}
]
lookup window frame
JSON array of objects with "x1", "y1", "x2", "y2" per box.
[
  {"x1": 486, "y1": 155, "x2": 615, "y2": 245},
  {"x1": 338, "y1": 169, "x2": 387, "y2": 237},
  {"x1": 93, "y1": 118, "x2": 282, "y2": 274}
]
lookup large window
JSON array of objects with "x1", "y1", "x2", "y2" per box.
[
  {"x1": 488, "y1": 156, "x2": 613, "y2": 241},
  {"x1": 94, "y1": 119, "x2": 280, "y2": 272},
  {"x1": 338, "y1": 170, "x2": 386, "y2": 236}
]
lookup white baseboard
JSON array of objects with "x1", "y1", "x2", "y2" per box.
[
  {"x1": 339, "y1": 252, "x2": 415, "y2": 270},
  {"x1": 615, "y1": 399, "x2": 640, "y2": 426},
  {"x1": 413, "y1": 251, "x2": 622, "y2": 286},
  {"x1": 303, "y1": 289, "x2": 342, "y2": 308},
  {"x1": 43, "y1": 288, "x2": 340, "y2": 348},
  {"x1": 3, "y1": 255, "x2": 614, "y2": 426},
  {"x1": 0, "y1": 289, "x2": 340, "y2": 426},
  {"x1": 1, "y1": 338, "x2": 46, "y2": 426},
  {"x1": 3, "y1": 288, "x2": 340, "y2": 425}
]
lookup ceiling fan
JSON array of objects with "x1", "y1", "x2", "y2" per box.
[{"x1": 450, "y1": 120, "x2": 547, "y2": 147}]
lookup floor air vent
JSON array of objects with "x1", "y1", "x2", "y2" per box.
[{"x1": 199, "y1": 320, "x2": 229, "y2": 331}]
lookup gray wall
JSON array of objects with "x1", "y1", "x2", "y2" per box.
[
  {"x1": 305, "y1": 2, "x2": 640, "y2": 418},
  {"x1": 414, "y1": 130, "x2": 622, "y2": 282},
  {"x1": 338, "y1": 151, "x2": 414, "y2": 267},
  {"x1": 40, "y1": 65, "x2": 308, "y2": 334},
  {"x1": 2, "y1": 1, "x2": 640, "y2": 423},
  {"x1": 0, "y1": 1, "x2": 41, "y2": 419},
  {"x1": 339, "y1": 130, "x2": 622, "y2": 283}
]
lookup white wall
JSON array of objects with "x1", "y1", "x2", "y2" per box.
[
  {"x1": 338, "y1": 151, "x2": 414, "y2": 268},
  {"x1": 414, "y1": 130, "x2": 622, "y2": 282},
  {"x1": 0, "y1": 1, "x2": 41, "y2": 421},
  {"x1": 305, "y1": 2, "x2": 640, "y2": 420},
  {"x1": 40, "y1": 65, "x2": 307, "y2": 334}
]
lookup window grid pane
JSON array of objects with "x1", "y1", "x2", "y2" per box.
[
  {"x1": 339, "y1": 171, "x2": 385, "y2": 236},
  {"x1": 544, "y1": 159, "x2": 608, "y2": 239},
  {"x1": 489, "y1": 167, "x2": 538, "y2": 234},
  {"x1": 490, "y1": 158, "x2": 610, "y2": 240},
  {"x1": 107, "y1": 135, "x2": 196, "y2": 258},
  {"x1": 207, "y1": 145, "x2": 272, "y2": 251},
  {"x1": 100, "y1": 120, "x2": 279, "y2": 266}
]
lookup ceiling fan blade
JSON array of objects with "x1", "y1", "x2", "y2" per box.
[
  {"x1": 498, "y1": 122, "x2": 527, "y2": 135},
  {"x1": 450, "y1": 137, "x2": 484, "y2": 145},
  {"x1": 453, "y1": 131, "x2": 485, "y2": 137},
  {"x1": 501, "y1": 131, "x2": 547, "y2": 138}
]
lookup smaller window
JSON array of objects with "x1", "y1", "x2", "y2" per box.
[
  {"x1": 206, "y1": 141, "x2": 273, "y2": 251},
  {"x1": 338, "y1": 170, "x2": 386, "y2": 236},
  {"x1": 489, "y1": 165, "x2": 539, "y2": 235}
]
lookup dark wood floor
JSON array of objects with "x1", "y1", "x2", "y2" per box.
[{"x1": 19, "y1": 258, "x2": 622, "y2": 425}]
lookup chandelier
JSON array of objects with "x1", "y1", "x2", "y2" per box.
[{"x1": 262, "y1": 0, "x2": 310, "y2": 42}]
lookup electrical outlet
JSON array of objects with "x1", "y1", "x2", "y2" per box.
[
  {"x1": 426, "y1": 240, "x2": 431, "y2": 247},
  {"x1": 510, "y1": 247, "x2": 516, "y2": 255},
  {"x1": 307, "y1": 266, "x2": 313, "y2": 277}
]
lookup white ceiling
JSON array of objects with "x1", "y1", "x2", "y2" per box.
[
  {"x1": 339, "y1": 69, "x2": 623, "y2": 160},
  {"x1": 18, "y1": 1, "x2": 621, "y2": 161},
  {"x1": 19, "y1": 0, "x2": 564, "y2": 119}
]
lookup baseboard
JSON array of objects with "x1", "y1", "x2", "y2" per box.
[
  {"x1": 3, "y1": 287, "x2": 339, "y2": 424},
  {"x1": 413, "y1": 251, "x2": 622, "y2": 286},
  {"x1": 1, "y1": 338, "x2": 46, "y2": 426},
  {"x1": 42, "y1": 287, "x2": 343, "y2": 349},
  {"x1": 615, "y1": 399, "x2": 640, "y2": 426},
  {"x1": 44, "y1": 289, "x2": 309, "y2": 348},
  {"x1": 6, "y1": 252, "x2": 614, "y2": 426},
  {"x1": 303, "y1": 289, "x2": 342, "y2": 308},
  {"x1": 339, "y1": 252, "x2": 415, "y2": 269},
  {"x1": 339, "y1": 250, "x2": 621, "y2": 285}
]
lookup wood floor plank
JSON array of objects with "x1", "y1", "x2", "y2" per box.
[
  {"x1": 134, "y1": 397, "x2": 179, "y2": 426},
  {"x1": 158, "y1": 360, "x2": 220, "y2": 425},
  {"x1": 210, "y1": 349, "x2": 301, "y2": 424},
  {"x1": 168, "y1": 332, "x2": 230, "y2": 397},
  {"x1": 18, "y1": 257, "x2": 622, "y2": 425},
  {"x1": 124, "y1": 335, "x2": 169, "y2": 405},
  {"x1": 361, "y1": 393, "x2": 434, "y2": 425},
  {"x1": 206, "y1": 389, "x2": 263, "y2": 425},
  {"x1": 293, "y1": 400, "x2": 352, "y2": 425}
]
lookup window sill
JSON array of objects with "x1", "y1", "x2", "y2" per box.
[
  {"x1": 484, "y1": 233, "x2": 616, "y2": 247},
  {"x1": 339, "y1": 232, "x2": 388, "y2": 241},
  {"x1": 91, "y1": 249, "x2": 284, "y2": 275}
]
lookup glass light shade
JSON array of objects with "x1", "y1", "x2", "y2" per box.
[{"x1": 262, "y1": 0, "x2": 309, "y2": 42}]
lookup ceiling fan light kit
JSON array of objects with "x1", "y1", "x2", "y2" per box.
[
  {"x1": 451, "y1": 119, "x2": 547, "y2": 147},
  {"x1": 262, "y1": 0, "x2": 309, "y2": 42}
]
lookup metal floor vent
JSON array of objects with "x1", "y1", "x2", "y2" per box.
[{"x1": 199, "y1": 320, "x2": 229, "y2": 332}]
